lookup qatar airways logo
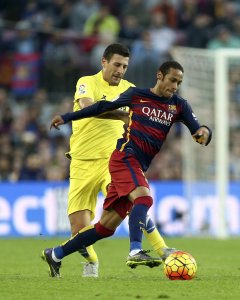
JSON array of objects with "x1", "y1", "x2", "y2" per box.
[{"x1": 142, "y1": 107, "x2": 173, "y2": 126}]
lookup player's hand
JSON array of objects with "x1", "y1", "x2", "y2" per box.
[
  {"x1": 50, "y1": 115, "x2": 64, "y2": 130},
  {"x1": 192, "y1": 126, "x2": 211, "y2": 146}
]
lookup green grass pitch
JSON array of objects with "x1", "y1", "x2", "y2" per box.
[{"x1": 0, "y1": 237, "x2": 240, "y2": 300}]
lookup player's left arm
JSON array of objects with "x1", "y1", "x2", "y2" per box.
[
  {"x1": 181, "y1": 101, "x2": 212, "y2": 146},
  {"x1": 192, "y1": 125, "x2": 212, "y2": 146}
]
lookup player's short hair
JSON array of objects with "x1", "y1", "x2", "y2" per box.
[
  {"x1": 103, "y1": 43, "x2": 130, "y2": 61},
  {"x1": 159, "y1": 61, "x2": 184, "y2": 77}
]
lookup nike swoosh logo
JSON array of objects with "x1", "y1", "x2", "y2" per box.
[{"x1": 140, "y1": 100, "x2": 149, "y2": 103}]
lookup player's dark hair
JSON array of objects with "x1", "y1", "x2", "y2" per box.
[
  {"x1": 159, "y1": 61, "x2": 184, "y2": 77},
  {"x1": 103, "y1": 43, "x2": 130, "y2": 61}
]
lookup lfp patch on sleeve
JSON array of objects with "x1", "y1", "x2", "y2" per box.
[{"x1": 78, "y1": 84, "x2": 87, "y2": 95}]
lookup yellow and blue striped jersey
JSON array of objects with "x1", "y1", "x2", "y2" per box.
[{"x1": 68, "y1": 71, "x2": 135, "y2": 159}]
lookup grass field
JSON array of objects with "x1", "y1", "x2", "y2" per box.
[{"x1": 1, "y1": 237, "x2": 240, "y2": 300}]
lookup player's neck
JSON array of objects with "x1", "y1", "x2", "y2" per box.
[{"x1": 150, "y1": 87, "x2": 162, "y2": 97}]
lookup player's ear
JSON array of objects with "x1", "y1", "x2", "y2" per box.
[
  {"x1": 157, "y1": 71, "x2": 163, "y2": 81},
  {"x1": 101, "y1": 57, "x2": 107, "y2": 67}
]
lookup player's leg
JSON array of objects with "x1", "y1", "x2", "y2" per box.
[
  {"x1": 68, "y1": 158, "x2": 101, "y2": 276},
  {"x1": 126, "y1": 186, "x2": 162, "y2": 268},
  {"x1": 61, "y1": 209, "x2": 122, "y2": 257},
  {"x1": 41, "y1": 209, "x2": 123, "y2": 278},
  {"x1": 69, "y1": 210, "x2": 99, "y2": 277},
  {"x1": 108, "y1": 149, "x2": 162, "y2": 268},
  {"x1": 110, "y1": 152, "x2": 175, "y2": 260},
  {"x1": 143, "y1": 215, "x2": 177, "y2": 260}
]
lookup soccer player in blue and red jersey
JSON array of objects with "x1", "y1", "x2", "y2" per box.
[{"x1": 42, "y1": 61, "x2": 212, "y2": 277}]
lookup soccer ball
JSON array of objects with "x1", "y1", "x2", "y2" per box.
[{"x1": 163, "y1": 251, "x2": 197, "y2": 280}]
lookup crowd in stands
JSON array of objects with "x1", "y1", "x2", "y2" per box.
[{"x1": 0, "y1": 0, "x2": 240, "y2": 181}]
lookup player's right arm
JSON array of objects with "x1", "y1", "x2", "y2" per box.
[
  {"x1": 50, "y1": 101, "x2": 126, "y2": 129},
  {"x1": 96, "y1": 110, "x2": 129, "y2": 123},
  {"x1": 78, "y1": 96, "x2": 129, "y2": 123},
  {"x1": 50, "y1": 88, "x2": 134, "y2": 129},
  {"x1": 49, "y1": 108, "x2": 129, "y2": 129},
  {"x1": 78, "y1": 97, "x2": 94, "y2": 109},
  {"x1": 78, "y1": 96, "x2": 129, "y2": 124},
  {"x1": 50, "y1": 97, "x2": 93, "y2": 130},
  {"x1": 62, "y1": 99, "x2": 127, "y2": 123},
  {"x1": 49, "y1": 99, "x2": 128, "y2": 130}
]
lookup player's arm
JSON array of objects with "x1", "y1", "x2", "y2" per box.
[
  {"x1": 79, "y1": 96, "x2": 129, "y2": 123},
  {"x1": 64, "y1": 100, "x2": 126, "y2": 122},
  {"x1": 96, "y1": 110, "x2": 129, "y2": 123},
  {"x1": 49, "y1": 97, "x2": 93, "y2": 130},
  {"x1": 50, "y1": 99, "x2": 129, "y2": 130},
  {"x1": 192, "y1": 125, "x2": 212, "y2": 146},
  {"x1": 78, "y1": 97, "x2": 94, "y2": 108},
  {"x1": 50, "y1": 99, "x2": 129, "y2": 129},
  {"x1": 180, "y1": 101, "x2": 212, "y2": 146},
  {"x1": 50, "y1": 89, "x2": 133, "y2": 129}
]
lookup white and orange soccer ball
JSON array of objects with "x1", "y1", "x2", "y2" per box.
[{"x1": 164, "y1": 251, "x2": 197, "y2": 280}]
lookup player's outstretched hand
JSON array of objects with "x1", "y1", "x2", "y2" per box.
[
  {"x1": 192, "y1": 126, "x2": 212, "y2": 146},
  {"x1": 50, "y1": 115, "x2": 64, "y2": 130}
]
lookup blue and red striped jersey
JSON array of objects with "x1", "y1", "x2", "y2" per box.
[{"x1": 62, "y1": 87, "x2": 201, "y2": 171}]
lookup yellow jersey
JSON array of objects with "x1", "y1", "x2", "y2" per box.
[{"x1": 68, "y1": 71, "x2": 135, "y2": 160}]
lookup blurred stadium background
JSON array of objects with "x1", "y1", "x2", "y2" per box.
[{"x1": 0, "y1": 0, "x2": 240, "y2": 239}]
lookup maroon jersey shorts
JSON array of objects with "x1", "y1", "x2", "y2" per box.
[{"x1": 103, "y1": 149, "x2": 150, "y2": 219}]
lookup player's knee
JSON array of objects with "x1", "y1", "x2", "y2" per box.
[
  {"x1": 69, "y1": 212, "x2": 92, "y2": 235},
  {"x1": 134, "y1": 196, "x2": 153, "y2": 208},
  {"x1": 71, "y1": 225, "x2": 83, "y2": 236},
  {"x1": 95, "y1": 222, "x2": 115, "y2": 237},
  {"x1": 70, "y1": 222, "x2": 87, "y2": 235}
]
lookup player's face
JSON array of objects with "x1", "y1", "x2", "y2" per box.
[
  {"x1": 102, "y1": 54, "x2": 129, "y2": 86},
  {"x1": 157, "y1": 68, "x2": 183, "y2": 98}
]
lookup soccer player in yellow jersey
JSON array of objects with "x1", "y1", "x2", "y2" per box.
[{"x1": 65, "y1": 44, "x2": 173, "y2": 277}]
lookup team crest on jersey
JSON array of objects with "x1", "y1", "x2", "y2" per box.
[
  {"x1": 168, "y1": 105, "x2": 177, "y2": 113},
  {"x1": 78, "y1": 84, "x2": 86, "y2": 95}
]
